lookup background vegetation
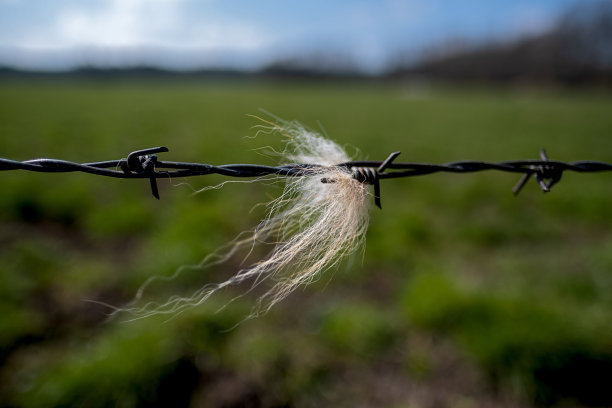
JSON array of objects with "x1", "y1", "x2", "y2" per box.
[{"x1": 1, "y1": 78, "x2": 611, "y2": 407}]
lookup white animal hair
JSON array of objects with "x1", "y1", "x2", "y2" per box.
[{"x1": 115, "y1": 117, "x2": 371, "y2": 320}]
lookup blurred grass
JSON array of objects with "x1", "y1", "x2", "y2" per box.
[{"x1": 0, "y1": 78, "x2": 611, "y2": 407}]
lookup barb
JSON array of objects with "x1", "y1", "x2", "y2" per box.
[{"x1": 1, "y1": 147, "x2": 610, "y2": 206}]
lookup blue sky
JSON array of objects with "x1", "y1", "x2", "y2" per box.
[{"x1": 0, "y1": 0, "x2": 596, "y2": 72}]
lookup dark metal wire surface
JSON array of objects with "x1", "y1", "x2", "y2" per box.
[{"x1": 1, "y1": 146, "x2": 611, "y2": 208}]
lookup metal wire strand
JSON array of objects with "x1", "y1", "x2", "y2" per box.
[{"x1": 1, "y1": 147, "x2": 611, "y2": 208}]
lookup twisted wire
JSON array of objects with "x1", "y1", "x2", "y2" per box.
[{"x1": 1, "y1": 146, "x2": 610, "y2": 207}]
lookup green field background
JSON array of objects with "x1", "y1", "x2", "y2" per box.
[{"x1": 1, "y1": 79, "x2": 611, "y2": 407}]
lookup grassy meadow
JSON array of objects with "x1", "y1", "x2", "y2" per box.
[{"x1": 1, "y1": 78, "x2": 611, "y2": 407}]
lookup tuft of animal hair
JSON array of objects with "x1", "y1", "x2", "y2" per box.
[{"x1": 115, "y1": 117, "x2": 370, "y2": 320}]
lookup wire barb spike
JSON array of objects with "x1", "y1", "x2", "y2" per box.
[
  {"x1": 121, "y1": 146, "x2": 169, "y2": 199},
  {"x1": 373, "y1": 151, "x2": 401, "y2": 209},
  {"x1": 512, "y1": 148, "x2": 564, "y2": 196}
]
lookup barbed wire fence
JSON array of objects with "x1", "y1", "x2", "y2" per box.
[{"x1": 1, "y1": 146, "x2": 611, "y2": 208}]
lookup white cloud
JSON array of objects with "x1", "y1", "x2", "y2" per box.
[
  {"x1": 19, "y1": 0, "x2": 268, "y2": 50},
  {"x1": 56, "y1": 0, "x2": 179, "y2": 46}
]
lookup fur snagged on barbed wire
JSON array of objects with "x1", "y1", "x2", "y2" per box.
[{"x1": 113, "y1": 118, "x2": 371, "y2": 319}]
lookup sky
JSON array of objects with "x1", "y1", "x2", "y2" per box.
[{"x1": 0, "y1": 0, "x2": 598, "y2": 73}]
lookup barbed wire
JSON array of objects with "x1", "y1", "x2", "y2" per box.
[{"x1": 1, "y1": 146, "x2": 611, "y2": 208}]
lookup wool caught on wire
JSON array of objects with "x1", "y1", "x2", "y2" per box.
[
  {"x1": 115, "y1": 118, "x2": 371, "y2": 319},
  {"x1": 4, "y1": 119, "x2": 610, "y2": 319}
]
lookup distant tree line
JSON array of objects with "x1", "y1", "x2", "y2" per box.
[{"x1": 391, "y1": 1, "x2": 612, "y2": 85}]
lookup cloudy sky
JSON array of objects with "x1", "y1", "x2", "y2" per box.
[{"x1": 0, "y1": 0, "x2": 594, "y2": 72}]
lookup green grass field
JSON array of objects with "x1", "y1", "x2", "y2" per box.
[{"x1": 1, "y1": 79, "x2": 611, "y2": 407}]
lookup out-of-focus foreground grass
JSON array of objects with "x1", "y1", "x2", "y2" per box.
[{"x1": 0, "y1": 79, "x2": 611, "y2": 407}]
